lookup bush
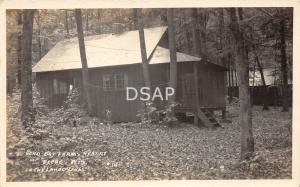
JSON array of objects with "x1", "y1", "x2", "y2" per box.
[
  {"x1": 136, "y1": 101, "x2": 159, "y2": 124},
  {"x1": 136, "y1": 101, "x2": 180, "y2": 125}
]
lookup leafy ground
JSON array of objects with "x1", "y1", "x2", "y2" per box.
[{"x1": 6, "y1": 90, "x2": 292, "y2": 181}]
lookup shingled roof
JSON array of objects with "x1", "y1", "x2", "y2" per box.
[{"x1": 32, "y1": 26, "x2": 201, "y2": 73}]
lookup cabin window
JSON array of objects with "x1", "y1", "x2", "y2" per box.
[
  {"x1": 59, "y1": 82, "x2": 68, "y2": 94},
  {"x1": 53, "y1": 78, "x2": 68, "y2": 94},
  {"x1": 103, "y1": 74, "x2": 128, "y2": 91}
]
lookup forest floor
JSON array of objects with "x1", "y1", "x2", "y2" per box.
[{"x1": 7, "y1": 92, "x2": 292, "y2": 181}]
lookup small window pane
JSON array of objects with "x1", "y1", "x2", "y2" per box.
[
  {"x1": 116, "y1": 74, "x2": 124, "y2": 89},
  {"x1": 109, "y1": 75, "x2": 115, "y2": 90},
  {"x1": 103, "y1": 74, "x2": 127, "y2": 91}
]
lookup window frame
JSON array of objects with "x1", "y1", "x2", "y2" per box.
[
  {"x1": 53, "y1": 78, "x2": 68, "y2": 95},
  {"x1": 103, "y1": 74, "x2": 128, "y2": 91}
]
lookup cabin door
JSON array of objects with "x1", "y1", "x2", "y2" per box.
[{"x1": 181, "y1": 73, "x2": 196, "y2": 107}]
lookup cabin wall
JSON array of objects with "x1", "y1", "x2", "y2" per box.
[
  {"x1": 92, "y1": 65, "x2": 144, "y2": 122},
  {"x1": 149, "y1": 62, "x2": 226, "y2": 110},
  {"x1": 71, "y1": 65, "x2": 145, "y2": 122},
  {"x1": 36, "y1": 71, "x2": 73, "y2": 108},
  {"x1": 197, "y1": 63, "x2": 226, "y2": 109},
  {"x1": 36, "y1": 62, "x2": 225, "y2": 122}
]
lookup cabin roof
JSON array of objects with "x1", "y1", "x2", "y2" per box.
[{"x1": 32, "y1": 26, "x2": 202, "y2": 73}]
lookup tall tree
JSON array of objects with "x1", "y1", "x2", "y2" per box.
[
  {"x1": 280, "y1": 17, "x2": 289, "y2": 112},
  {"x1": 191, "y1": 9, "x2": 201, "y2": 57},
  {"x1": 17, "y1": 11, "x2": 22, "y2": 86},
  {"x1": 21, "y1": 10, "x2": 35, "y2": 128},
  {"x1": 167, "y1": 9, "x2": 177, "y2": 123},
  {"x1": 75, "y1": 9, "x2": 93, "y2": 115},
  {"x1": 34, "y1": 11, "x2": 42, "y2": 60},
  {"x1": 190, "y1": 9, "x2": 201, "y2": 125},
  {"x1": 251, "y1": 60, "x2": 256, "y2": 106},
  {"x1": 228, "y1": 8, "x2": 254, "y2": 160},
  {"x1": 135, "y1": 9, "x2": 151, "y2": 88},
  {"x1": 197, "y1": 9, "x2": 209, "y2": 59},
  {"x1": 258, "y1": 8, "x2": 292, "y2": 111},
  {"x1": 218, "y1": 8, "x2": 225, "y2": 50},
  {"x1": 228, "y1": 60, "x2": 234, "y2": 103}
]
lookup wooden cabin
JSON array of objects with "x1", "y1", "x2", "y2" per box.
[{"x1": 33, "y1": 26, "x2": 226, "y2": 124}]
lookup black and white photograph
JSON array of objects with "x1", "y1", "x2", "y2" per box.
[{"x1": 2, "y1": 0, "x2": 299, "y2": 185}]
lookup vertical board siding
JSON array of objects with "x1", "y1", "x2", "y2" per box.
[
  {"x1": 36, "y1": 62, "x2": 226, "y2": 122},
  {"x1": 36, "y1": 71, "x2": 72, "y2": 108},
  {"x1": 88, "y1": 65, "x2": 144, "y2": 122}
]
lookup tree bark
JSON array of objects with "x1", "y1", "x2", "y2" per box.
[
  {"x1": 228, "y1": 8, "x2": 254, "y2": 160},
  {"x1": 17, "y1": 12, "x2": 22, "y2": 86},
  {"x1": 36, "y1": 11, "x2": 42, "y2": 60},
  {"x1": 251, "y1": 60, "x2": 256, "y2": 106},
  {"x1": 183, "y1": 26, "x2": 191, "y2": 54},
  {"x1": 167, "y1": 9, "x2": 177, "y2": 122},
  {"x1": 280, "y1": 19, "x2": 289, "y2": 112},
  {"x1": 135, "y1": 9, "x2": 151, "y2": 88},
  {"x1": 197, "y1": 9, "x2": 208, "y2": 59},
  {"x1": 218, "y1": 8, "x2": 225, "y2": 50},
  {"x1": 191, "y1": 9, "x2": 201, "y2": 125},
  {"x1": 21, "y1": 10, "x2": 35, "y2": 128},
  {"x1": 191, "y1": 9, "x2": 201, "y2": 57},
  {"x1": 228, "y1": 60, "x2": 233, "y2": 103},
  {"x1": 75, "y1": 9, "x2": 93, "y2": 115}
]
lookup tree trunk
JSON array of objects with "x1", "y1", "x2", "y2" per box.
[
  {"x1": 167, "y1": 9, "x2": 177, "y2": 123},
  {"x1": 197, "y1": 9, "x2": 208, "y2": 59},
  {"x1": 75, "y1": 9, "x2": 93, "y2": 115},
  {"x1": 251, "y1": 60, "x2": 256, "y2": 106},
  {"x1": 21, "y1": 10, "x2": 35, "y2": 128},
  {"x1": 228, "y1": 8, "x2": 254, "y2": 160},
  {"x1": 183, "y1": 24, "x2": 191, "y2": 54},
  {"x1": 255, "y1": 52, "x2": 269, "y2": 110},
  {"x1": 65, "y1": 10, "x2": 69, "y2": 36},
  {"x1": 17, "y1": 12, "x2": 22, "y2": 86},
  {"x1": 218, "y1": 8, "x2": 225, "y2": 50},
  {"x1": 135, "y1": 9, "x2": 151, "y2": 88},
  {"x1": 191, "y1": 9, "x2": 201, "y2": 57},
  {"x1": 191, "y1": 9, "x2": 201, "y2": 126},
  {"x1": 181, "y1": 11, "x2": 191, "y2": 53},
  {"x1": 228, "y1": 60, "x2": 233, "y2": 103},
  {"x1": 280, "y1": 19, "x2": 289, "y2": 112},
  {"x1": 36, "y1": 11, "x2": 42, "y2": 60}
]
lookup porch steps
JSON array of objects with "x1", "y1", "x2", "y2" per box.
[
  {"x1": 197, "y1": 109, "x2": 220, "y2": 128},
  {"x1": 174, "y1": 107, "x2": 220, "y2": 128}
]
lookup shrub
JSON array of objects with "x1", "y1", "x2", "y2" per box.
[{"x1": 136, "y1": 101, "x2": 180, "y2": 125}]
